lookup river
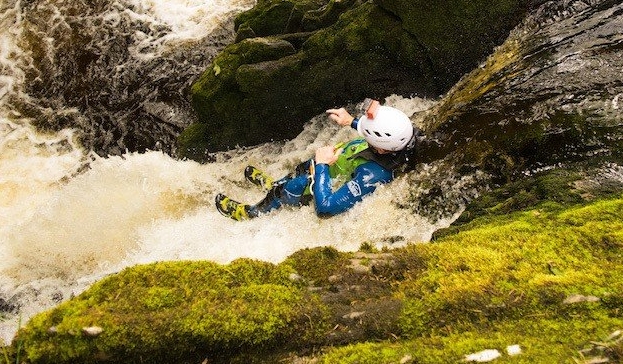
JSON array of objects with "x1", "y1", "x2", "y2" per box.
[{"x1": 0, "y1": 0, "x2": 464, "y2": 343}]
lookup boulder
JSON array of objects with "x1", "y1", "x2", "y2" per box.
[
  {"x1": 181, "y1": 0, "x2": 540, "y2": 159},
  {"x1": 375, "y1": 0, "x2": 541, "y2": 88}
]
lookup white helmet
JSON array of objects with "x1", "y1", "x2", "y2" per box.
[{"x1": 357, "y1": 105, "x2": 414, "y2": 152}]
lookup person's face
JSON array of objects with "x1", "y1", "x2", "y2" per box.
[{"x1": 373, "y1": 146, "x2": 391, "y2": 154}]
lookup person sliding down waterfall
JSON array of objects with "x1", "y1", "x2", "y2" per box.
[{"x1": 215, "y1": 99, "x2": 421, "y2": 221}]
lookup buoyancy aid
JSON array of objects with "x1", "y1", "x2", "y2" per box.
[
  {"x1": 329, "y1": 138, "x2": 371, "y2": 179},
  {"x1": 298, "y1": 138, "x2": 371, "y2": 197},
  {"x1": 309, "y1": 137, "x2": 407, "y2": 193}
]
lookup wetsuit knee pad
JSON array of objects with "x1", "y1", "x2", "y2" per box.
[
  {"x1": 250, "y1": 175, "x2": 310, "y2": 216},
  {"x1": 281, "y1": 175, "x2": 310, "y2": 205}
]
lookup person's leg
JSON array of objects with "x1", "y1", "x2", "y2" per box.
[
  {"x1": 248, "y1": 175, "x2": 310, "y2": 217},
  {"x1": 216, "y1": 162, "x2": 313, "y2": 221},
  {"x1": 245, "y1": 160, "x2": 312, "y2": 190},
  {"x1": 244, "y1": 166, "x2": 274, "y2": 191},
  {"x1": 215, "y1": 194, "x2": 252, "y2": 221}
]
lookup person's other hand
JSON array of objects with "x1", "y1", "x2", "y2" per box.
[
  {"x1": 326, "y1": 108, "x2": 354, "y2": 127},
  {"x1": 315, "y1": 145, "x2": 342, "y2": 165}
]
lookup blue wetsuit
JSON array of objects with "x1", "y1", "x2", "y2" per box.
[
  {"x1": 312, "y1": 159, "x2": 392, "y2": 216},
  {"x1": 248, "y1": 120, "x2": 395, "y2": 217}
]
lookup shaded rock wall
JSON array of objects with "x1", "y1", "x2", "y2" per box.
[
  {"x1": 376, "y1": 0, "x2": 539, "y2": 88},
  {"x1": 414, "y1": 0, "x2": 623, "y2": 181}
]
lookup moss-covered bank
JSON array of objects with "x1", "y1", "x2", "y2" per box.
[
  {"x1": 320, "y1": 193, "x2": 623, "y2": 363},
  {"x1": 3, "y1": 169, "x2": 623, "y2": 363},
  {"x1": 7, "y1": 260, "x2": 331, "y2": 363}
]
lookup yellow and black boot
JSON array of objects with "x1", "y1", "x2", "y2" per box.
[
  {"x1": 244, "y1": 166, "x2": 274, "y2": 191},
  {"x1": 215, "y1": 194, "x2": 251, "y2": 221}
]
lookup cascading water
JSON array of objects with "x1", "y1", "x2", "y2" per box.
[{"x1": 0, "y1": 0, "x2": 472, "y2": 343}]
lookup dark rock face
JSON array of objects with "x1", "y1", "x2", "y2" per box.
[
  {"x1": 376, "y1": 0, "x2": 543, "y2": 89},
  {"x1": 389, "y1": 0, "x2": 623, "y2": 224},
  {"x1": 182, "y1": 0, "x2": 540, "y2": 158},
  {"x1": 417, "y1": 0, "x2": 623, "y2": 179}
]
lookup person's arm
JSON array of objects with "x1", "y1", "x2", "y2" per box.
[
  {"x1": 326, "y1": 108, "x2": 358, "y2": 130},
  {"x1": 312, "y1": 162, "x2": 393, "y2": 217}
]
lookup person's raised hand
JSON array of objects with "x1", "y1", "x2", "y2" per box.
[{"x1": 326, "y1": 108, "x2": 354, "y2": 127}]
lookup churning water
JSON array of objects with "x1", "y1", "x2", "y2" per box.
[{"x1": 0, "y1": 0, "x2": 458, "y2": 342}]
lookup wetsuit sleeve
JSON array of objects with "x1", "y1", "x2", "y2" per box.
[{"x1": 312, "y1": 162, "x2": 393, "y2": 217}]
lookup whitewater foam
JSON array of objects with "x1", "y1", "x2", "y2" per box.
[
  {"x1": 123, "y1": 0, "x2": 255, "y2": 59},
  {"x1": 0, "y1": 0, "x2": 443, "y2": 344}
]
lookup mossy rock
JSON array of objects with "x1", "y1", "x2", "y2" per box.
[
  {"x1": 176, "y1": 122, "x2": 213, "y2": 161},
  {"x1": 376, "y1": 0, "x2": 541, "y2": 89},
  {"x1": 9, "y1": 248, "x2": 407, "y2": 363},
  {"x1": 233, "y1": 0, "x2": 361, "y2": 37},
  {"x1": 6, "y1": 194, "x2": 623, "y2": 363},
  {"x1": 432, "y1": 168, "x2": 586, "y2": 239},
  {"x1": 283, "y1": 246, "x2": 349, "y2": 285},
  {"x1": 319, "y1": 195, "x2": 623, "y2": 363},
  {"x1": 185, "y1": 2, "x2": 435, "y2": 157},
  {"x1": 183, "y1": 37, "x2": 298, "y2": 155},
  {"x1": 301, "y1": 0, "x2": 360, "y2": 32},
  {"x1": 184, "y1": 0, "x2": 536, "y2": 157},
  {"x1": 12, "y1": 259, "x2": 330, "y2": 364},
  {"x1": 234, "y1": 0, "x2": 330, "y2": 38}
]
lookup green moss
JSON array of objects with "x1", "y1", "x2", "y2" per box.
[
  {"x1": 400, "y1": 195, "x2": 623, "y2": 354},
  {"x1": 319, "y1": 341, "x2": 408, "y2": 364},
  {"x1": 187, "y1": 37, "x2": 310, "y2": 152},
  {"x1": 433, "y1": 168, "x2": 587, "y2": 239},
  {"x1": 358, "y1": 242, "x2": 378, "y2": 253},
  {"x1": 282, "y1": 246, "x2": 350, "y2": 285},
  {"x1": 15, "y1": 259, "x2": 328, "y2": 363},
  {"x1": 234, "y1": 0, "x2": 328, "y2": 36},
  {"x1": 235, "y1": 54, "x2": 302, "y2": 94},
  {"x1": 185, "y1": 1, "x2": 440, "y2": 156},
  {"x1": 302, "y1": 3, "x2": 401, "y2": 60},
  {"x1": 11, "y1": 188, "x2": 623, "y2": 363},
  {"x1": 301, "y1": 0, "x2": 358, "y2": 31},
  {"x1": 376, "y1": 0, "x2": 529, "y2": 88},
  {"x1": 321, "y1": 317, "x2": 623, "y2": 363},
  {"x1": 176, "y1": 122, "x2": 213, "y2": 161},
  {"x1": 317, "y1": 195, "x2": 623, "y2": 363},
  {"x1": 190, "y1": 37, "x2": 297, "y2": 112}
]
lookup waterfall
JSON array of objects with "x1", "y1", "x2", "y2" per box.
[{"x1": 0, "y1": 0, "x2": 469, "y2": 343}]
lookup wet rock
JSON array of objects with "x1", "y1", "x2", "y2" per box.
[
  {"x1": 82, "y1": 326, "x2": 103, "y2": 337},
  {"x1": 289, "y1": 273, "x2": 304, "y2": 282},
  {"x1": 506, "y1": 345, "x2": 522, "y2": 356},
  {"x1": 0, "y1": 297, "x2": 18, "y2": 314},
  {"x1": 327, "y1": 274, "x2": 342, "y2": 283},
  {"x1": 563, "y1": 294, "x2": 600, "y2": 304},
  {"x1": 341, "y1": 311, "x2": 365, "y2": 320},
  {"x1": 464, "y1": 349, "x2": 501, "y2": 362},
  {"x1": 184, "y1": 0, "x2": 539, "y2": 156},
  {"x1": 419, "y1": 1, "x2": 623, "y2": 177}
]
